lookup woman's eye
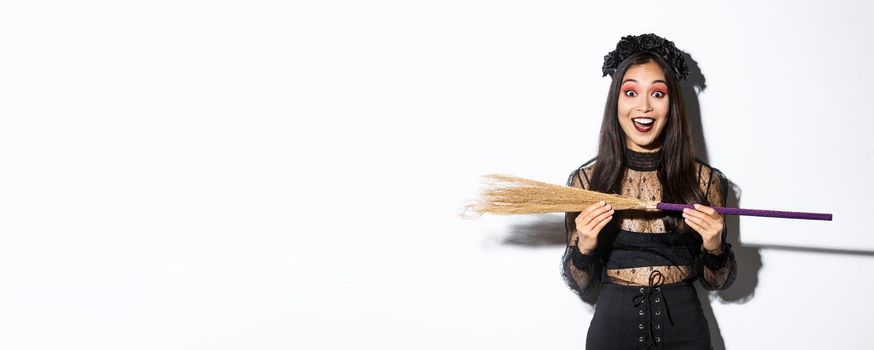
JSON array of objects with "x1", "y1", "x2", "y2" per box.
[
  {"x1": 624, "y1": 90, "x2": 637, "y2": 97},
  {"x1": 652, "y1": 91, "x2": 665, "y2": 98}
]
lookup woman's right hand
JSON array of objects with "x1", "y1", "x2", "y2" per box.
[{"x1": 573, "y1": 201, "x2": 614, "y2": 254}]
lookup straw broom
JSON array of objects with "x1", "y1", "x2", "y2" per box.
[{"x1": 462, "y1": 174, "x2": 832, "y2": 221}]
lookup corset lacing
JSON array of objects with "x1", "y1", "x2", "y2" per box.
[{"x1": 632, "y1": 270, "x2": 674, "y2": 348}]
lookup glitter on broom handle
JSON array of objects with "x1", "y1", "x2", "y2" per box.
[{"x1": 656, "y1": 203, "x2": 833, "y2": 221}]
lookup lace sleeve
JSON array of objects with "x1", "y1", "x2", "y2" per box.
[
  {"x1": 561, "y1": 163, "x2": 603, "y2": 297},
  {"x1": 697, "y1": 165, "x2": 738, "y2": 291}
]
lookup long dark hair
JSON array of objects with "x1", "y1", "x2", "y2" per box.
[{"x1": 588, "y1": 52, "x2": 707, "y2": 232}]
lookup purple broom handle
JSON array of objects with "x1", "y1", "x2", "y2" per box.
[{"x1": 656, "y1": 203, "x2": 833, "y2": 221}]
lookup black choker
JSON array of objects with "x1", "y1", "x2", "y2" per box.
[{"x1": 624, "y1": 148, "x2": 662, "y2": 171}]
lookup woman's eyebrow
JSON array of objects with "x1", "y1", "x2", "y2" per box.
[{"x1": 621, "y1": 79, "x2": 668, "y2": 85}]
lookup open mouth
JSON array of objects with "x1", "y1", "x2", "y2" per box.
[{"x1": 632, "y1": 117, "x2": 654, "y2": 133}]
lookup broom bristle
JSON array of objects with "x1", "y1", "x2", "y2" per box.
[{"x1": 460, "y1": 174, "x2": 649, "y2": 218}]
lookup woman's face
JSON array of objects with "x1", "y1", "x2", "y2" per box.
[{"x1": 617, "y1": 61, "x2": 670, "y2": 152}]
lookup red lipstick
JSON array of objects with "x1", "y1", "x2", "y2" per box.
[{"x1": 632, "y1": 118, "x2": 654, "y2": 133}]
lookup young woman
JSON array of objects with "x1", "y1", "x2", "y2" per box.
[{"x1": 561, "y1": 34, "x2": 737, "y2": 349}]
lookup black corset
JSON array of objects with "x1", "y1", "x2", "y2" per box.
[{"x1": 602, "y1": 230, "x2": 698, "y2": 269}]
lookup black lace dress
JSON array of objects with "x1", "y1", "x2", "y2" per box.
[{"x1": 561, "y1": 148, "x2": 737, "y2": 349}]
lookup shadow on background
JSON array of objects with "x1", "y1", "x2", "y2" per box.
[
  {"x1": 744, "y1": 244, "x2": 874, "y2": 256},
  {"x1": 682, "y1": 52, "x2": 764, "y2": 350}
]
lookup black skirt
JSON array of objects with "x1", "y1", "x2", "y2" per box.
[{"x1": 586, "y1": 281, "x2": 711, "y2": 350}]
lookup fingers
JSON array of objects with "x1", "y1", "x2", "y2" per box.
[
  {"x1": 579, "y1": 201, "x2": 613, "y2": 228},
  {"x1": 693, "y1": 203, "x2": 718, "y2": 217},
  {"x1": 588, "y1": 206, "x2": 614, "y2": 230},
  {"x1": 683, "y1": 210, "x2": 711, "y2": 230},
  {"x1": 683, "y1": 204, "x2": 720, "y2": 226},
  {"x1": 592, "y1": 209, "x2": 613, "y2": 232},
  {"x1": 684, "y1": 215, "x2": 707, "y2": 233},
  {"x1": 574, "y1": 201, "x2": 614, "y2": 253},
  {"x1": 683, "y1": 204, "x2": 724, "y2": 240}
]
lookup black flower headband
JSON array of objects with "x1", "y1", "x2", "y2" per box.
[{"x1": 601, "y1": 33, "x2": 689, "y2": 80}]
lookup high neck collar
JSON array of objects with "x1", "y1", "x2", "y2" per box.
[{"x1": 624, "y1": 148, "x2": 662, "y2": 171}]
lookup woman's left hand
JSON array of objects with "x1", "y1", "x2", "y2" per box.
[{"x1": 683, "y1": 204, "x2": 724, "y2": 252}]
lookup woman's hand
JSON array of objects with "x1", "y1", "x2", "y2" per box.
[
  {"x1": 573, "y1": 201, "x2": 614, "y2": 254},
  {"x1": 683, "y1": 204, "x2": 724, "y2": 252}
]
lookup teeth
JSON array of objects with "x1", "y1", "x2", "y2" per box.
[{"x1": 633, "y1": 118, "x2": 654, "y2": 125}]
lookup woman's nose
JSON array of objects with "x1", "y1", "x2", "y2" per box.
[{"x1": 636, "y1": 98, "x2": 653, "y2": 112}]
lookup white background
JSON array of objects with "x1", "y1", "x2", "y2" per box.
[{"x1": 1, "y1": 1, "x2": 872, "y2": 349}]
